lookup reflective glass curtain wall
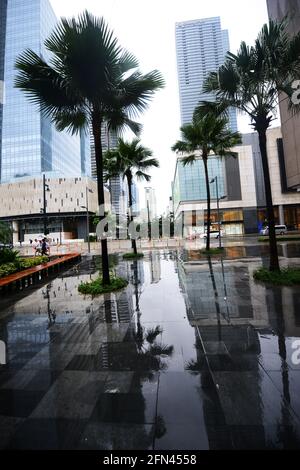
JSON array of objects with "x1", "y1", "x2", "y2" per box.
[
  {"x1": 0, "y1": 0, "x2": 8, "y2": 181},
  {"x1": 173, "y1": 157, "x2": 225, "y2": 211},
  {"x1": 175, "y1": 17, "x2": 237, "y2": 131},
  {"x1": 1, "y1": 0, "x2": 85, "y2": 183}
]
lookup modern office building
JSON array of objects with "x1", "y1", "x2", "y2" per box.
[
  {"x1": 131, "y1": 181, "x2": 140, "y2": 217},
  {"x1": 0, "y1": 0, "x2": 90, "y2": 183},
  {"x1": 109, "y1": 175, "x2": 128, "y2": 217},
  {"x1": 172, "y1": 127, "x2": 300, "y2": 235},
  {"x1": 0, "y1": 175, "x2": 110, "y2": 243},
  {"x1": 90, "y1": 124, "x2": 129, "y2": 220},
  {"x1": 175, "y1": 16, "x2": 237, "y2": 130},
  {"x1": 144, "y1": 187, "x2": 157, "y2": 220},
  {"x1": 90, "y1": 124, "x2": 118, "y2": 180},
  {"x1": 267, "y1": 0, "x2": 300, "y2": 189}
]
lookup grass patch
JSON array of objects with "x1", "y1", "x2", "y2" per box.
[
  {"x1": 200, "y1": 247, "x2": 224, "y2": 256},
  {"x1": 78, "y1": 276, "x2": 128, "y2": 296},
  {"x1": 258, "y1": 236, "x2": 300, "y2": 242},
  {"x1": 253, "y1": 267, "x2": 300, "y2": 285},
  {"x1": 122, "y1": 252, "x2": 144, "y2": 260}
]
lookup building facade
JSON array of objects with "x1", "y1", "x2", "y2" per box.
[
  {"x1": 131, "y1": 181, "x2": 140, "y2": 217},
  {"x1": 173, "y1": 127, "x2": 300, "y2": 236},
  {"x1": 144, "y1": 187, "x2": 157, "y2": 220},
  {"x1": 0, "y1": 0, "x2": 90, "y2": 183},
  {"x1": 0, "y1": 176, "x2": 110, "y2": 242},
  {"x1": 267, "y1": 0, "x2": 300, "y2": 189},
  {"x1": 175, "y1": 16, "x2": 237, "y2": 130}
]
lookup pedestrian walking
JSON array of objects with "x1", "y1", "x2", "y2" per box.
[{"x1": 32, "y1": 239, "x2": 39, "y2": 256}]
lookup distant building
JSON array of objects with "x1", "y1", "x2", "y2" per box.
[
  {"x1": 0, "y1": 176, "x2": 110, "y2": 243},
  {"x1": 172, "y1": 127, "x2": 300, "y2": 235},
  {"x1": 267, "y1": 0, "x2": 300, "y2": 189},
  {"x1": 145, "y1": 187, "x2": 157, "y2": 220},
  {"x1": 0, "y1": 0, "x2": 90, "y2": 183},
  {"x1": 90, "y1": 123, "x2": 118, "y2": 180},
  {"x1": 175, "y1": 16, "x2": 237, "y2": 130},
  {"x1": 131, "y1": 181, "x2": 140, "y2": 216},
  {"x1": 110, "y1": 175, "x2": 128, "y2": 218}
]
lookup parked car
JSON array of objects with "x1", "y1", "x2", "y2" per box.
[
  {"x1": 200, "y1": 230, "x2": 224, "y2": 239},
  {"x1": 260, "y1": 225, "x2": 287, "y2": 236}
]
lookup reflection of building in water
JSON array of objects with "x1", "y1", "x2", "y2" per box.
[
  {"x1": 149, "y1": 252, "x2": 161, "y2": 284},
  {"x1": 177, "y1": 259, "x2": 266, "y2": 447},
  {"x1": 100, "y1": 288, "x2": 135, "y2": 324},
  {"x1": 177, "y1": 257, "x2": 300, "y2": 448}
]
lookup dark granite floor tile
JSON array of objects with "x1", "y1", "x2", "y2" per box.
[
  {"x1": 0, "y1": 368, "x2": 21, "y2": 387},
  {"x1": 129, "y1": 371, "x2": 159, "y2": 394},
  {"x1": 1, "y1": 369, "x2": 37, "y2": 390},
  {"x1": 157, "y1": 372, "x2": 216, "y2": 427},
  {"x1": 213, "y1": 371, "x2": 300, "y2": 427},
  {"x1": 25, "y1": 369, "x2": 62, "y2": 391},
  {"x1": 267, "y1": 370, "x2": 300, "y2": 420},
  {"x1": 154, "y1": 423, "x2": 209, "y2": 450},
  {"x1": 258, "y1": 353, "x2": 290, "y2": 372},
  {"x1": 31, "y1": 370, "x2": 108, "y2": 419},
  {"x1": 0, "y1": 415, "x2": 25, "y2": 450},
  {"x1": 90, "y1": 392, "x2": 157, "y2": 424},
  {"x1": 0, "y1": 389, "x2": 46, "y2": 417},
  {"x1": 230, "y1": 425, "x2": 300, "y2": 449},
  {"x1": 79, "y1": 422, "x2": 154, "y2": 450},
  {"x1": 104, "y1": 371, "x2": 134, "y2": 393},
  {"x1": 5, "y1": 418, "x2": 87, "y2": 449},
  {"x1": 65, "y1": 354, "x2": 101, "y2": 371}
]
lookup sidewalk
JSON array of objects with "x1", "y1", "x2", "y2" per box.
[{"x1": 0, "y1": 251, "x2": 299, "y2": 449}]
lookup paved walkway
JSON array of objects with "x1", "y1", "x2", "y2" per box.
[{"x1": 0, "y1": 251, "x2": 300, "y2": 449}]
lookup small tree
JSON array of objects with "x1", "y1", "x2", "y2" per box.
[
  {"x1": 104, "y1": 138, "x2": 159, "y2": 255},
  {"x1": 0, "y1": 222, "x2": 12, "y2": 245},
  {"x1": 203, "y1": 19, "x2": 300, "y2": 270},
  {"x1": 172, "y1": 108, "x2": 241, "y2": 251},
  {"x1": 15, "y1": 11, "x2": 164, "y2": 285}
]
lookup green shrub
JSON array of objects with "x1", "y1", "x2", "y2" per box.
[
  {"x1": 78, "y1": 276, "x2": 128, "y2": 296},
  {"x1": 16, "y1": 256, "x2": 48, "y2": 270},
  {"x1": 122, "y1": 252, "x2": 144, "y2": 260},
  {"x1": 0, "y1": 262, "x2": 18, "y2": 278},
  {"x1": 89, "y1": 235, "x2": 97, "y2": 242},
  {"x1": 0, "y1": 248, "x2": 19, "y2": 264},
  {"x1": 254, "y1": 267, "x2": 300, "y2": 285},
  {"x1": 0, "y1": 255, "x2": 49, "y2": 278}
]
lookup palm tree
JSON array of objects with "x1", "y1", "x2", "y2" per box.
[
  {"x1": 104, "y1": 138, "x2": 159, "y2": 255},
  {"x1": 203, "y1": 19, "x2": 300, "y2": 271},
  {"x1": 172, "y1": 109, "x2": 241, "y2": 251},
  {"x1": 14, "y1": 11, "x2": 164, "y2": 285}
]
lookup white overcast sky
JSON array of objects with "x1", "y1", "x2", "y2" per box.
[{"x1": 50, "y1": 0, "x2": 269, "y2": 213}]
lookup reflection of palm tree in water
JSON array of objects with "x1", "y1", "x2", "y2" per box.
[
  {"x1": 130, "y1": 259, "x2": 173, "y2": 445},
  {"x1": 269, "y1": 289, "x2": 298, "y2": 446},
  {"x1": 131, "y1": 260, "x2": 173, "y2": 377},
  {"x1": 42, "y1": 283, "x2": 56, "y2": 328}
]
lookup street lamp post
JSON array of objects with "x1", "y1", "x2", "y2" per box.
[
  {"x1": 81, "y1": 187, "x2": 93, "y2": 254},
  {"x1": 41, "y1": 174, "x2": 50, "y2": 236},
  {"x1": 145, "y1": 187, "x2": 152, "y2": 241},
  {"x1": 147, "y1": 199, "x2": 151, "y2": 241},
  {"x1": 210, "y1": 176, "x2": 222, "y2": 249}
]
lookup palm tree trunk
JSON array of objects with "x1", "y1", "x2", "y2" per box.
[
  {"x1": 258, "y1": 128, "x2": 280, "y2": 271},
  {"x1": 203, "y1": 156, "x2": 211, "y2": 251},
  {"x1": 92, "y1": 114, "x2": 111, "y2": 285},
  {"x1": 127, "y1": 173, "x2": 137, "y2": 255}
]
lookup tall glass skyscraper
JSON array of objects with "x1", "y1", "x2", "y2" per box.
[
  {"x1": 175, "y1": 16, "x2": 238, "y2": 130},
  {"x1": 0, "y1": 0, "x2": 90, "y2": 183}
]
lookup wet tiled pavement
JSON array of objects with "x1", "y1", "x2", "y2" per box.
[{"x1": 0, "y1": 251, "x2": 300, "y2": 449}]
